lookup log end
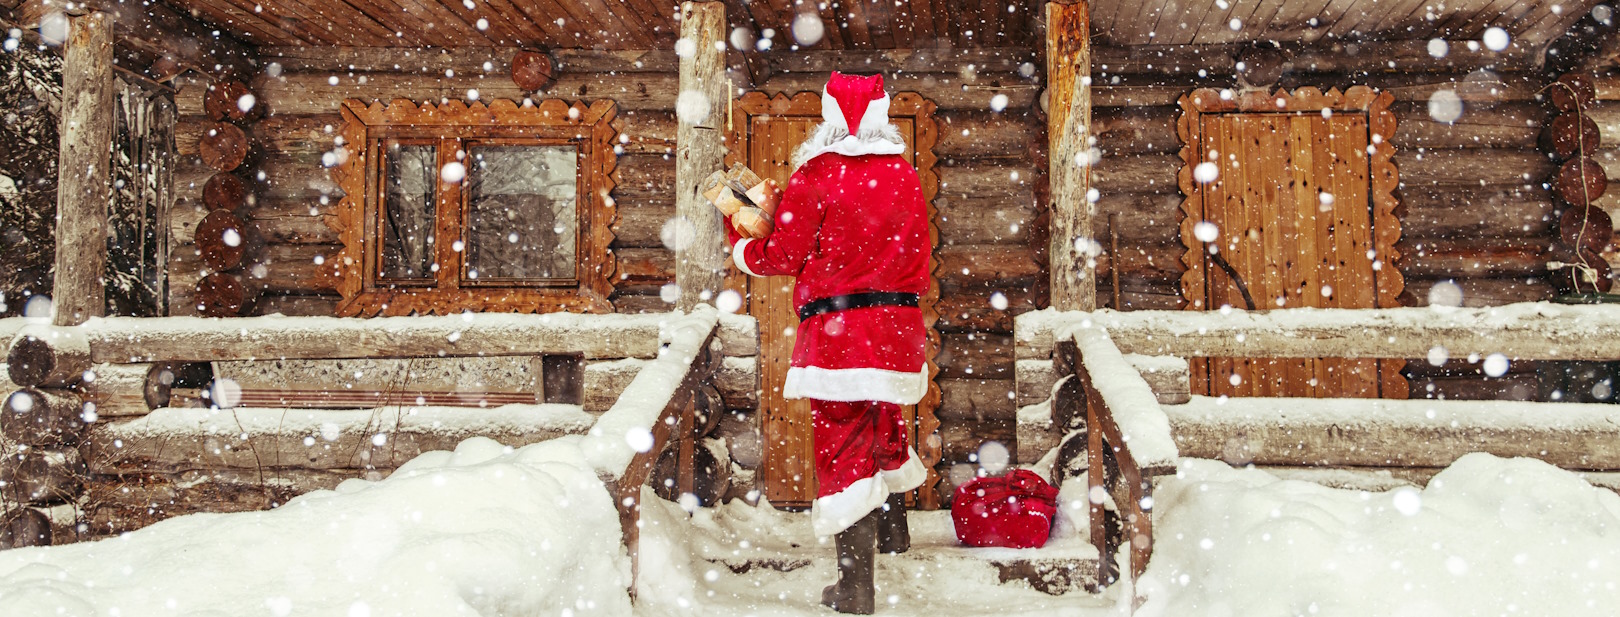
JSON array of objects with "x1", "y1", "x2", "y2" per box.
[
  {"x1": 512, "y1": 50, "x2": 556, "y2": 92},
  {"x1": 6, "y1": 336, "x2": 56, "y2": 389}
]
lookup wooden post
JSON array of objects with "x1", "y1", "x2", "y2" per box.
[
  {"x1": 52, "y1": 11, "x2": 116, "y2": 327},
  {"x1": 1046, "y1": 2, "x2": 1096, "y2": 311},
  {"x1": 674, "y1": 1, "x2": 728, "y2": 311}
]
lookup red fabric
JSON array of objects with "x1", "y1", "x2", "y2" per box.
[
  {"x1": 951, "y1": 470, "x2": 1060, "y2": 549},
  {"x1": 812, "y1": 399, "x2": 910, "y2": 498},
  {"x1": 825, "y1": 72, "x2": 885, "y2": 133},
  {"x1": 735, "y1": 153, "x2": 930, "y2": 374}
]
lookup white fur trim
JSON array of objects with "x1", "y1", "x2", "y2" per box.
[
  {"x1": 783, "y1": 365, "x2": 928, "y2": 405},
  {"x1": 802, "y1": 135, "x2": 908, "y2": 160},
  {"x1": 811, "y1": 475, "x2": 889, "y2": 537},
  {"x1": 809, "y1": 90, "x2": 906, "y2": 161},
  {"x1": 881, "y1": 447, "x2": 928, "y2": 493},
  {"x1": 732, "y1": 238, "x2": 761, "y2": 277}
]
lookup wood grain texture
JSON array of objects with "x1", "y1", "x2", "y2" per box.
[
  {"x1": 1177, "y1": 86, "x2": 1405, "y2": 399},
  {"x1": 1045, "y1": 1, "x2": 1095, "y2": 311},
  {"x1": 329, "y1": 98, "x2": 618, "y2": 316},
  {"x1": 52, "y1": 12, "x2": 115, "y2": 327},
  {"x1": 674, "y1": 1, "x2": 728, "y2": 311}
]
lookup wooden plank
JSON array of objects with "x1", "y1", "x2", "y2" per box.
[
  {"x1": 674, "y1": 1, "x2": 728, "y2": 310},
  {"x1": 1045, "y1": 1, "x2": 1095, "y2": 311},
  {"x1": 16, "y1": 0, "x2": 256, "y2": 77},
  {"x1": 53, "y1": 12, "x2": 115, "y2": 327}
]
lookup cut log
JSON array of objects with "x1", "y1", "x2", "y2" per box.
[
  {"x1": 1548, "y1": 246, "x2": 1615, "y2": 294},
  {"x1": 1393, "y1": 149, "x2": 1557, "y2": 187},
  {"x1": 203, "y1": 79, "x2": 263, "y2": 123},
  {"x1": 1551, "y1": 73, "x2": 1598, "y2": 113},
  {"x1": 82, "y1": 363, "x2": 172, "y2": 416},
  {"x1": 1556, "y1": 156, "x2": 1608, "y2": 206},
  {"x1": 1390, "y1": 101, "x2": 1545, "y2": 150},
  {"x1": 199, "y1": 122, "x2": 249, "y2": 172},
  {"x1": 195, "y1": 210, "x2": 248, "y2": 271},
  {"x1": 511, "y1": 50, "x2": 557, "y2": 91},
  {"x1": 52, "y1": 12, "x2": 116, "y2": 328},
  {"x1": 937, "y1": 378, "x2": 1017, "y2": 423},
  {"x1": 202, "y1": 172, "x2": 247, "y2": 212},
  {"x1": 1544, "y1": 113, "x2": 1601, "y2": 159},
  {"x1": 0, "y1": 508, "x2": 53, "y2": 548},
  {"x1": 1, "y1": 447, "x2": 87, "y2": 505},
  {"x1": 1, "y1": 388, "x2": 88, "y2": 447},
  {"x1": 194, "y1": 272, "x2": 254, "y2": 317},
  {"x1": 651, "y1": 438, "x2": 730, "y2": 507},
  {"x1": 937, "y1": 333, "x2": 1014, "y2": 380},
  {"x1": 7, "y1": 326, "x2": 92, "y2": 388},
  {"x1": 1560, "y1": 205, "x2": 1615, "y2": 252},
  {"x1": 1394, "y1": 240, "x2": 1552, "y2": 278}
]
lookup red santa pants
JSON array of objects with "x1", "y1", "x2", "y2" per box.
[{"x1": 812, "y1": 399, "x2": 909, "y2": 500}]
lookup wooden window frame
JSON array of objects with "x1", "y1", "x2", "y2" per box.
[
  {"x1": 1175, "y1": 86, "x2": 1404, "y2": 310},
  {"x1": 330, "y1": 99, "x2": 618, "y2": 316}
]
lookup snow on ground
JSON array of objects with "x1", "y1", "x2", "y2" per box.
[
  {"x1": 3, "y1": 442, "x2": 1619, "y2": 616},
  {"x1": 0, "y1": 436, "x2": 630, "y2": 617},
  {"x1": 1137, "y1": 454, "x2": 1620, "y2": 617}
]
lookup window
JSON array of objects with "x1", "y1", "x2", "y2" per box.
[{"x1": 329, "y1": 99, "x2": 618, "y2": 316}]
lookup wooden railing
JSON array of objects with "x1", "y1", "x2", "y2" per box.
[
  {"x1": 2, "y1": 307, "x2": 738, "y2": 557},
  {"x1": 1025, "y1": 301, "x2": 1620, "y2": 592},
  {"x1": 1054, "y1": 326, "x2": 1179, "y2": 590},
  {"x1": 578, "y1": 306, "x2": 721, "y2": 595}
]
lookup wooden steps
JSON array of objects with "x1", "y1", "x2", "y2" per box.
[{"x1": 685, "y1": 508, "x2": 1101, "y2": 596}]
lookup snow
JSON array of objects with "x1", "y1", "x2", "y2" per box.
[
  {"x1": 100, "y1": 403, "x2": 595, "y2": 440},
  {"x1": 583, "y1": 306, "x2": 719, "y2": 479},
  {"x1": 1071, "y1": 326, "x2": 1178, "y2": 471},
  {"x1": 0, "y1": 436, "x2": 631, "y2": 617},
  {"x1": 1137, "y1": 455, "x2": 1620, "y2": 617},
  {"x1": 1016, "y1": 302, "x2": 1620, "y2": 361}
]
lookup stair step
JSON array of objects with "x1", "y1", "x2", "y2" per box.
[{"x1": 687, "y1": 506, "x2": 1100, "y2": 595}]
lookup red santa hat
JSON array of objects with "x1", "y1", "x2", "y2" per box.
[
  {"x1": 822, "y1": 71, "x2": 891, "y2": 136},
  {"x1": 797, "y1": 72, "x2": 908, "y2": 162}
]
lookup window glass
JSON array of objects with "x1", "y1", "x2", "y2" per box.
[
  {"x1": 465, "y1": 145, "x2": 579, "y2": 280},
  {"x1": 381, "y1": 143, "x2": 437, "y2": 281}
]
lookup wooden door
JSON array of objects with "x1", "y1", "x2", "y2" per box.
[
  {"x1": 728, "y1": 92, "x2": 941, "y2": 509},
  {"x1": 1183, "y1": 101, "x2": 1406, "y2": 398}
]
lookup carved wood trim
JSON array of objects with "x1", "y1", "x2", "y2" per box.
[
  {"x1": 1176, "y1": 86, "x2": 1404, "y2": 310},
  {"x1": 1176, "y1": 86, "x2": 1407, "y2": 398},
  {"x1": 725, "y1": 90, "x2": 945, "y2": 509},
  {"x1": 329, "y1": 98, "x2": 618, "y2": 316}
]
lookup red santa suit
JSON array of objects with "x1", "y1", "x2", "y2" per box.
[{"x1": 730, "y1": 73, "x2": 930, "y2": 537}]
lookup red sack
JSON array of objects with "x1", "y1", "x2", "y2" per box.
[{"x1": 951, "y1": 469, "x2": 1061, "y2": 549}]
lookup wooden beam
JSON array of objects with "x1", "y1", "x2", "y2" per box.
[
  {"x1": 674, "y1": 1, "x2": 728, "y2": 311},
  {"x1": 1046, "y1": 2, "x2": 1095, "y2": 311},
  {"x1": 52, "y1": 11, "x2": 114, "y2": 327},
  {"x1": 1015, "y1": 304, "x2": 1620, "y2": 362},
  {"x1": 16, "y1": 0, "x2": 255, "y2": 79}
]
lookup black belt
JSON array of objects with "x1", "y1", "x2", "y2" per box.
[{"x1": 797, "y1": 292, "x2": 919, "y2": 321}]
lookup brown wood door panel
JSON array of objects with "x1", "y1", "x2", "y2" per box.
[
  {"x1": 1190, "y1": 109, "x2": 1405, "y2": 399},
  {"x1": 730, "y1": 92, "x2": 942, "y2": 509}
]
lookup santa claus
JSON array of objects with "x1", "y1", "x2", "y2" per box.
[{"x1": 725, "y1": 72, "x2": 930, "y2": 614}]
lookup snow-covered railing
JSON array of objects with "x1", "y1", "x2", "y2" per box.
[
  {"x1": 579, "y1": 306, "x2": 721, "y2": 593},
  {"x1": 1056, "y1": 326, "x2": 1179, "y2": 590},
  {"x1": 1018, "y1": 302, "x2": 1620, "y2": 361}
]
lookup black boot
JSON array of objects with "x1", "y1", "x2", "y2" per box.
[
  {"x1": 876, "y1": 493, "x2": 910, "y2": 554},
  {"x1": 821, "y1": 510, "x2": 877, "y2": 614}
]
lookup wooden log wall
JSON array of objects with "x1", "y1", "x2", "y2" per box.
[{"x1": 162, "y1": 45, "x2": 1587, "y2": 482}]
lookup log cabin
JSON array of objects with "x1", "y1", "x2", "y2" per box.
[{"x1": 1, "y1": 0, "x2": 1619, "y2": 591}]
